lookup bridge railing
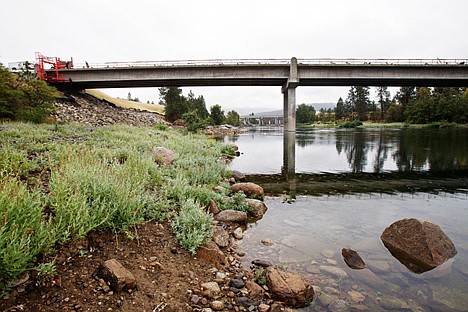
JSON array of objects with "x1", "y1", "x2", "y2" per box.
[{"x1": 72, "y1": 58, "x2": 467, "y2": 69}]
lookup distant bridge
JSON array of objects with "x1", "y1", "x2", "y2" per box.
[{"x1": 48, "y1": 57, "x2": 468, "y2": 131}]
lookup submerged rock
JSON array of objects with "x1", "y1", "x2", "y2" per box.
[
  {"x1": 342, "y1": 248, "x2": 366, "y2": 269},
  {"x1": 380, "y1": 218, "x2": 457, "y2": 273},
  {"x1": 265, "y1": 267, "x2": 314, "y2": 308}
]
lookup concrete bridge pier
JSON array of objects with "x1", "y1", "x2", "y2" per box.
[{"x1": 282, "y1": 57, "x2": 299, "y2": 132}]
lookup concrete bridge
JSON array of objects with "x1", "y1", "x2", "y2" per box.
[{"x1": 49, "y1": 57, "x2": 468, "y2": 132}]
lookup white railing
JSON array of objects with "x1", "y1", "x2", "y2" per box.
[{"x1": 72, "y1": 58, "x2": 468, "y2": 69}]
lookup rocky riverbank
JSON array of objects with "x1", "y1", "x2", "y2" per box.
[{"x1": 54, "y1": 92, "x2": 168, "y2": 127}]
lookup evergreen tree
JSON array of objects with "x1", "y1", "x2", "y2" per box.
[
  {"x1": 376, "y1": 86, "x2": 391, "y2": 120},
  {"x1": 159, "y1": 87, "x2": 187, "y2": 122},
  {"x1": 395, "y1": 87, "x2": 416, "y2": 112},
  {"x1": 346, "y1": 86, "x2": 370, "y2": 121},
  {"x1": 335, "y1": 97, "x2": 346, "y2": 120},
  {"x1": 210, "y1": 104, "x2": 225, "y2": 125}
]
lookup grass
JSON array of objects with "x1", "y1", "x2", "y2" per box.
[{"x1": 0, "y1": 122, "x2": 242, "y2": 292}]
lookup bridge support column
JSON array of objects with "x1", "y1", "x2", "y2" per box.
[
  {"x1": 283, "y1": 87, "x2": 297, "y2": 132},
  {"x1": 282, "y1": 57, "x2": 299, "y2": 132}
]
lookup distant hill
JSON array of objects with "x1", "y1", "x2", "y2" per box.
[{"x1": 243, "y1": 103, "x2": 335, "y2": 117}]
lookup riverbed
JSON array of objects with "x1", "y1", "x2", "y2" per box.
[{"x1": 224, "y1": 127, "x2": 468, "y2": 311}]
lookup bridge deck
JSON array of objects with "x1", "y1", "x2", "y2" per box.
[{"x1": 49, "y1": 58, "x2": 468, "y2": 89}]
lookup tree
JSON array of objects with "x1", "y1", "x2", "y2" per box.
[
  {"x1": 296, "y1": 103, "x2": 316, "y2": 124},
  {"x1": 210, "y1": 104, "x2": 225, "y2": 125},
  {"x1": 376, "y1": 86, "x2": 391, "y2": 120},
  {"x1": 226, "y1": 110, "x2": 240, "y2": 126},
  {"x1": 335, "y1": 97, "x2": 346, "y2": 120},
  {"x1": 0, "y1": 64, "x2": 59, "y2": 122},
  {"x1": 346, "y1": 86, "x2": 371, "y2": 121},
  {"x1": 186, "y1": 90, "x2": 209, "y2": 119},
  {"x1": 159, "y1": 87, "x2": 187, "y2": 122},
  {"x1": 395, "y1": 87, "x2": 416, "y2": 112}
]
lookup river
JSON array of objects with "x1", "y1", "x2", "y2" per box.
[{"x1": 223, "y1": 127, "x2": 468, "y2": 311}]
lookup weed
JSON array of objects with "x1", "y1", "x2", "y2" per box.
[
  {"x1": 253, "y1": 267, "x2": 267, "y2": 286},
  {"x1": 171, "y1": 199, "x2": 213, "y2": 255}
]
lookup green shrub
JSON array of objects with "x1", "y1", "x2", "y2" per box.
[
  {"x1": 338, "y1": 120, "x2": 363, "y2": 128},
  {"x1": 171, "y1": 199, "x2": 213, "y2": 254},
  {"x1": 0, "y1": 178, "x2": 56, "y2": 291}
]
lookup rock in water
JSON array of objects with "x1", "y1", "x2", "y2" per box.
[
  {"x1": 380, "y1": 218, "x2": 457, "y2": 273},
  {"x1": 265, "y1": 267, "x2": 314, "y2": 308},
  {"x1": 231, "y1": 182, "x2": 264, "y2": 199},
  {"x1": 245, "y1": 198, "x2": 268, "y2": 218},
  {"x1": 342, "y1": 248, "x2": 366, "y2": 269}
]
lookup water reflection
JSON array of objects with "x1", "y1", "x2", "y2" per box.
[{"x1": 227, "y1": 127, "x2": 468, "y2": 196}]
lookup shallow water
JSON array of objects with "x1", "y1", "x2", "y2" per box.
[{"x1": 224, "y1": 127, "x2": 468, "y2": 311}]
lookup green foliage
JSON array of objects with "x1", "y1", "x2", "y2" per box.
[
  {"x1": 225, "y1": 110, "x2": 240, "y2": 126},
  {"x1": 36, "y1": 262, "x2": 57, "y2": 278},
  {"x1": 0, "y1": 178, "x2": 56, "y2": 291},
  {"x1": 296, "y1": 104, "x2": 316, "y2": 124},
  {"x1": 338, "y1": 120, "x2": 363, "y2": 128},
  {"x1": 159, "y1": 88, "x2": 209, "y2": 123},
  {"x1": 182, "y1": 110, "x2": 206, "y2": 132},
  {"x1": 405, "y1": 87, "x2": 468, "y2": 124},
  {"x1": 221, "y1": 145, "x2": 236, "y2": 157},
  {"x1": 159, "y1": 87, "x2": 187, "y2": 122},
  {"x1": 210, "y1": 104, "x2": 225, "y2": 125},
  {"x1": 335, "y1": 97, "x2": 347, "y2": 120},
  {"x1": 254, "y1": 266, "x2": 267, "y2": 286},
  {"x1": 346, "y1": 86, "x2": 371, "y2": 121},
  {"x1": 0, "y1": 64, "x2": 60, "y2": 122},
  {"x1": 171, "y1": 199, "x2": 213, "y2": 255},
  {"x1": 224, "y1": 191, "x2": 250, "y2": 213}
]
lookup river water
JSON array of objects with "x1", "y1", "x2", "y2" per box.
[{"x1": 223, "y1": 127, "x2": 468, "y2": 311}]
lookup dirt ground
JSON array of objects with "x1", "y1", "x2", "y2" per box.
[{"x1": 0, "y1": 221, "x2": 249, "y2": 312}]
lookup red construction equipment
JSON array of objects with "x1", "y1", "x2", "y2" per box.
[{"x1": 35, "y1": 52, "x2": 73, "y2": 82}]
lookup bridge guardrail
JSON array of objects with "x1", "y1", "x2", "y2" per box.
[{"x1": 69, "y1": 58, "x2": 467, "y2": 69}]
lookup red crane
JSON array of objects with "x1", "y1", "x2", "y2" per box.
[{"x1": 35, "y1": 52, "x2": 73, "y2": 82}]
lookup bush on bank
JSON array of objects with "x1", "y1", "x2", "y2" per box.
[{"x1": 0, "y1": 123, "x2": 238, "y2": 292}]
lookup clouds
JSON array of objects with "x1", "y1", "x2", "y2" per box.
[{"x1": 1, "y1": 0, "x2": 467, "y2": 113}]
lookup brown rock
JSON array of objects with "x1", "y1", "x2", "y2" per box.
[
  {"x1": 231, "y1": 182, "x2": 264, "y2": 199},
  {"x1": 231, "y1": 170, "x2": 246, "y2": 182},
  {"x1": 380, "y1": 218, "x2": 458, "y2": 273},
  {"x1": 246, "y1": 198, "x2": 268, "y2": 218},
  {"x1": 342, "y1": 248, "x2": 366, "y2": 269},
  {"x1": 245, "y1": 280, "x2": 265, "y2": 297},
  {"x1": 151, "y1": 147, "x2": 176, "y2": 165},
  {"x1": 197, "y1": 241, "x2": 228, "y2": 267},
  {"x1": 207, "y1": 199, "x2": 220, "y2": 215},
  {"x1": 212, "y1": 226, "x2": 230, "y2": 248},
  {"x1": 265, "y1": 267, "x2": 315, "y2": 308},
  {"x1": 99, "y1": 259, "x2": 136, "y2": 291},
  {"x1": 214, "y1": 210, "x2": 248, "y2": 223}
]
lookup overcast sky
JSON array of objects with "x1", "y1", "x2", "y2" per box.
[{"x1": 1, "y1": 0, "x2": 467, "y2": 114}]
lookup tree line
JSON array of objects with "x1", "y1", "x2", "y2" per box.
[
  {"x1": 296, "y1": 86, "x2": 468, "y2": 125},
  {"x1": 159, "y1": 87, "x2": 240, "y2": 131}
]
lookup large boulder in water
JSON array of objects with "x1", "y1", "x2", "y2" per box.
[
  {"x1": 265, "y1": 267, "x2": 315, "y2": 308},
  {"x1": 380, "y1": 218, "x2": 457, "y2": 273}
]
